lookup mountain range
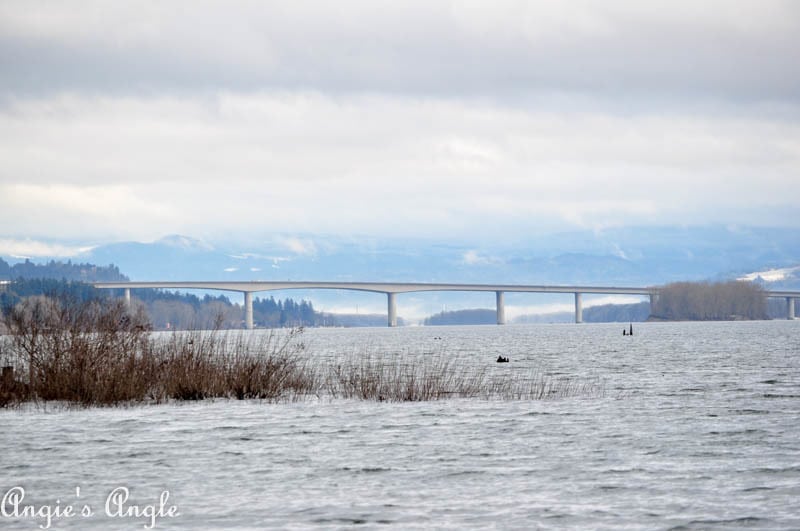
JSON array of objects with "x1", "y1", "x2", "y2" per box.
[{"x1": 3, "y1": 226, "x2": 799, "y2": 319}]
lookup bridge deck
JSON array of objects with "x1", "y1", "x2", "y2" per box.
[
  {"x1": 92, "y1": 280, "x2": 800, "y2": 327},
  {"x1": 93, "y1": 280, "x2": 659, "y2": 295}
]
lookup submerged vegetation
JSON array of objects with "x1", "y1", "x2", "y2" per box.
[
  {"x1": 0, "y1": 295, "x2": 599, "y2": 407},
  {"x1": 326, "y1": 354, "x2": 600, "y2": 402}
]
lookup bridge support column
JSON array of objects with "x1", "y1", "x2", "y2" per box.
[
  {"x1": 496, "y1": 291, "x2": 506, "y2": 325},
  {"x1": 244, "y1": 292, "x2": 253, "y2": 330},
  {"x1": 788, "y1": 297, "x2": 796, "y2": 320},
  {"x1": 574, "y1": 292, "x2": 583, "y2": 324},
  {"x1": 124, "y1": 288, "x2": 131, "y2": 309},
  {"x1": 387, "y1": 292, "x2": 397, "y2": 327}
]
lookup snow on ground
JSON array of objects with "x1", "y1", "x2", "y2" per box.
[{"x1": 738, "y1": 266, "x2": 800, "y2": 283}]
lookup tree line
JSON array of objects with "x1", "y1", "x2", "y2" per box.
[
  {"x1": 0, "y1": 258, "x2": 127, "y2": 282},
  {"x1": 424, "y1": 309, "x2": 496, "y2": 326},
  {"x1": 1, "y1": 278, "x2": 325, "y2": 330},
  {"x1": 426, "y1": 301, "x2": 651, "y2": 325},
  {"x1": 424, "y1": 282, "x2": 768, "y2": 324},
  {"x1": 650, "y1": 281, "x2": 767, "y2": 321}
]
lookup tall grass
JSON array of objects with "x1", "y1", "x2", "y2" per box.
[
  {"x1": 325, "y1": 353, "x2": 603, "y2": 402},
  {"x1": 153, "y1": 327, "x2": 316, "y2": 401},
  {"x1": 327, "y1": 354, "x2": 487, "y2": 401},
  {"x1": 0, "y1": 295, "x2": 602, "y2": 407}
]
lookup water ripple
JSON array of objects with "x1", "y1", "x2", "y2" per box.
[{"x1": 1, "y1": 321, "x2": 799, "y2": 529}]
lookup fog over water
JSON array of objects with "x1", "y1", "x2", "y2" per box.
[{"x1": 2, "y1": 321, "x2": 799, "y2": 529}]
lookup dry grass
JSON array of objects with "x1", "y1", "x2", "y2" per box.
[
  {"x1": 326, "y1": 354, "x2": 486, "y2": 401},
  {"x1": 484, "y1": 369, "x2": 605, "y2": 400},
  {"x1": 1, "y1": 295, "x2": 602, "y2": 407},
  {"x1": 153, "y1": 328, "x2": 316, "y2": 401},
  {"x1": 325, "y1": 354, "x2": 603, "y2": 402},
  {"x1": 0, "y1": 296, "x2": 313, "y2": 406}
]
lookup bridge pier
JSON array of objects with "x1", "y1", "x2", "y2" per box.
[
  {"x1": 124, "y1": 288, "x2": 131, "y2": 309},
  {"x1": 387, "y1": 292, "x2": 397, "y2": 327},
  {"x1": 788, "y1": 297, "x2": 796, "y2": 320},
  {"x1": 574, "y1": 292, "x2": 583, "y2": 323},
  {"x1": 496, "y1": 291, "x2": 506, "y2": 325},
  {"x1": 244, "y1": 292, "x2": 253, "y2": 330}
]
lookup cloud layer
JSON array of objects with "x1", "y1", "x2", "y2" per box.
[{"x1": 1, "y1": 1, "x2": 799, "y2": 244}]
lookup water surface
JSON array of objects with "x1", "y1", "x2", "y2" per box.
[{"x1": 2, "y1": 321, "x2": 799, "y2": 529}]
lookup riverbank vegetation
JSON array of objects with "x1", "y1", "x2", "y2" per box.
[
  {"x1": 437, "y1": 302, "x2": 652, "y2": 325},
  {"x1": 0, "y1": 295, "x2": 597, "y2": 407},
  {"x1": 0, "y1": 278, "x2": 326, "y2": 330},
  {"x1": 649, "y1": 281, "x2": 767, "y2": 321}
]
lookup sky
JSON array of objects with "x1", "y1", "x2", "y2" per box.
[{"x1": 1, "y1": 0, "x2": 799, "y2": 257}]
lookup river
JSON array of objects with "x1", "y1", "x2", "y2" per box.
[{"x1": 1, "y1": 321, "x2": 799, "y2": 529}]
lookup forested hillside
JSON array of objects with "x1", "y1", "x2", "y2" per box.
[
  {"x1": 135, "y1": 289, "x2": 325, "y2": 329},
  {"x1": 0, "y1": 258, "x2": 126, "y2": 282},
  {"x1": 0, "y1": 277, "x2": 325, "y2": 330}
]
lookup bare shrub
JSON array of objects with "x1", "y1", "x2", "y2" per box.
[
  {"x1": 1, "y1": 294, "x2": 601, "y2": 407},
  {"x1": 152, "y1": 328, "x2": 315, "y2": 401},
  {"x1": 2, "y1": 295, "x2": 153, "y2": 405},
  {"x1": 652, "y1": 281, "x2": 767, "y2": 321}
]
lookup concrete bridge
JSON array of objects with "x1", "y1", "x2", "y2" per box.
[{"x1": 92, "y1": 281, "x2": 800, "y2": 328}]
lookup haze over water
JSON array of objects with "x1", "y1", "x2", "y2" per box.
[{"x1": 2, "y1": 320, "x2": 799, "y2": 529}]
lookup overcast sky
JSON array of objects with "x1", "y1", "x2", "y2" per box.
[{"x1": 1, "y1": 1, "x2": 799, "y2": 256}]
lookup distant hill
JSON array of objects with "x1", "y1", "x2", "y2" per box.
[
  {"x1": 0, "y1": 258, "x2": 127, "y2": 282},
  {"x1": 321, "y1": 313, "x2": 406, "y2": 327},
  {"x1": 427, "y1": 302, "x2": 652, "y2": 325},
  {"x1": 514, "y1": 302, "x2": 650, "y2": 324},
  {"x1": 583, "y1": 302, "x2": 651, "y2": 323},
  {"x1": 512, "y1": 312, "x2": 574, "y2": 324},
  {"x1": 0, "y1": 262, "x2": 328, "y2": 330},
  {"x1": 3, "y1": 226, "x2": 799, "y2": 318},
  {"x1": 424, "y1": 309, "x2": 496, "y2": 326},
  {"x1": 5, "y1": 226, "x2": 791, "y2": 286}
]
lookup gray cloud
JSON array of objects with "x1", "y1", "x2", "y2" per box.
[
  {"x1": 1, "y1": 1, "x2": 799, "y2": 245},
  {"x1": 1, "y1": 1, "x2": 799, "y2": 103},
  {"x1": 1, "y1": 92, "x2": 797, "y2": 242}
]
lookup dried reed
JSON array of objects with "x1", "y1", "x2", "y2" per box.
[{"x1": 1, "y1": 295, "x2": 602, "y2": 407}]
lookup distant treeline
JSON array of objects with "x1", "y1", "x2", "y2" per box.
[
  {"x1": 582, "y1": 301, "x2": 651, "y2": 323},
  {"x1": 427, "y1": 301, "x2": 651, "y2": 326},
  {"x1": 0, "y1": 278, "x2": 326, "y2": 330},
  {"x1": 318, "y1": 313, "x2": 401, "y2": 327},
  {"x1": 424, "y1": 309, "x2": 497, "y2": 326},
  {"x1": 130, "y1": 291, "x2": 325, "y2": 330},
  {"x1": 0, "y1": 258, "x2": 127, "y2": 282},
  {"x1": 650, "y1": 281, "x2": 767, "y2": 321},
  {"x1": 0, "y1": 278, "x2": 100, "y2": 310}
]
